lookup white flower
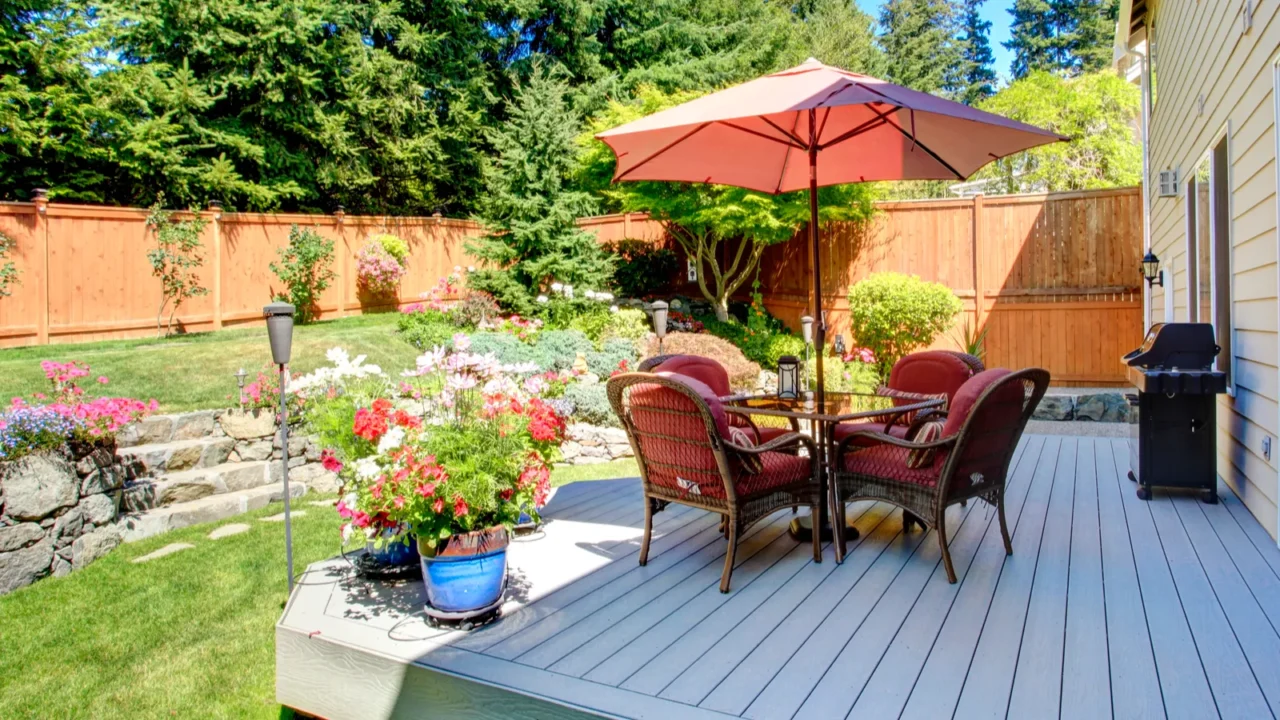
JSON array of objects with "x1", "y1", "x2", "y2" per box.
[
  {"x1": 377, "y1": 426, "x2": 405, "y2": 454},
  {"x1": 564, "y1": 285, "x2": 574, "y2": 298},
  {"x1": 454, "y1": 265, "x2": 462, "y2": 272},
  {"x1": 551, "y1": 282, "x2": 563, "y2": 292},
  {"x1": 584, "y1": 290, "x2": 596, "y2": 299},
  {"x1": 610, "y1": 305, "x2": 619, "y2": 313},
  {"x1": 600, "y1": 292, "x2": 614, "y2": 302},
  {"x1": 536, "y1": 295, "x2": 548, "y2": 303},
  {"x1": 467, "y1": 265, "x2": 475, "y2": 272},
  {"x1": 355, "y1": 457, "x2": 381, "y2": 480},
  {"x1": 341, "y1": 523, "x2": 355, "y2": 543},
  {"x1": 453, "y1": 333, "x2": 471, "y2": 352}
]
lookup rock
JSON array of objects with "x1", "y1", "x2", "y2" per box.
[
  {"x1": 80, "y1": 465, "x2": 125, "y2": 496},
  {"x1": 219, "y1": 463, "x2": 269, "y2": 492},
  {"x1": 607, "y1": 443, "x2": 633, "y2": 459},
  {"x1": 51, "y1": 556, "x2": 71, "y2": 577},
  {"x1": 218, "y1": 410, "x2": 276, "y2": 440},
  {"x1": 308, "y1": 499, "x2": 337, "y2": 507},
  {"x1": 74, "y1": 448, "x2": 115, "y2": 477},
  {"x1": 237, "y1": 440, "x2": 273, "y2": 462},
  {"x1": 120, "y1": 483, "x2": 157, "y2": 514},
  {"x1": 0, "y1": 539, "x2": 53, "y2": 594},
  {"x1": 71, "y1": 526, "x2": 122, "y2": 570},
  {"x1": 304, "y1": 440, "x2": 321, "y2": 463},
  {"x1": 172, "y1": 411, "x2": 216, "y2": 440},
  {"x1": 227, "y1": 451, "x2": 241, "y2": 463},
  {"x1": 78, "y1": 493, "x2": 117, "y2": 526},
  {"x1": 287, "y1": 455, "x2": 306, "y2": 469},
  {"x1": 291, "y1": 463, "x2": 339, "y2": 494},
  {"x1": 208, "y1": 523, "x2": 250, "y2": 540},
  {"x1": 202, "y1": 438, "x2": 235, "y2": 467},
  {"x1": 574, "y1": 456, "x2": 609, "y2": 465},
  {"x1": 156, "y1": 479, "x2": 219, "y2": 505},
  {"x1": 132, "y1": 542, "x2": 195, "y2": 563},
  {"x1": 561, "y1": 442, "x2": 582, "y2": 460},
  {"x1": 1076, "y1": 393, "x2": 1128, "y2": 422},
  {"x1": 1033, "y1": 395, "x2": 1076, "y2": 421},
  {"x1": 164, "y1": 444, "x2": 206, "y2": 472},
  {"x1": 0, "y1": 523, "x2": 45, "y2": 553},
  {"x1": 578, "y1": 373, "x2": 601, "y2": 385},
  {"x1": 52, "y1": 507, "x2": 84, "y2": 543},
  {"x1": 131, "y1": 416, "x2": 175, "y2": 446},
  {"x1": 55, "y1": 545, "x2": 73, "y2": 561},
  {"x1": 580, "y1": 445, "x2": 608, "y2": 458},
  {"x1": 261, "y1": 510, "x2": 305, "y2": 523},
  {"x1": 0, "y1": 454, "x2": 79, "y2": 520}
]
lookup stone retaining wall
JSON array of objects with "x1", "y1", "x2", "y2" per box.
[
  {"x1": 561, "y1": 424, "x2": 634, "y2": 465},
  {"x1": 0, "y1": 447, "x2": 133, "y2": 595}
]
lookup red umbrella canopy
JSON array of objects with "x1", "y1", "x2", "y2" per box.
[{"x1": 596, "y1": 58, "x2": 1067, "y2": 193}]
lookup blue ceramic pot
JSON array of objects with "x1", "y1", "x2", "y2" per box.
[
  {"x1": 418, "y1": 527, "x2": 509, "y2": 613},
  {"x1": 366, "y1": 529, "x2": 420, "y2": 567}
]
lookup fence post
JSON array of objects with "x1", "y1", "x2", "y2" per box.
[
  {"x1": 334, "y1": 207, "x2": 347, "y2": 317},
  {"x1": 210, "y1": 201, "x2": 223, "y2": 330},
  {"x1": 32, "y1": 189, "x2": 49, "y2": 345},
  {"x1": 972, "y1": 193, "x2": 986, "y2": 328},
  {"x1": 623, "y1": 212, "x2": 632, "y2": 238}
]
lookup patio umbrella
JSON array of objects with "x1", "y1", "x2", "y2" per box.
[{"x1": 596, "y1": 58, "x2": 1066, "y2": 402}]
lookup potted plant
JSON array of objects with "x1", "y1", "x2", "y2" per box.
[{"x1": 330, "y1": 345, "x2": 564, "y2": 619}]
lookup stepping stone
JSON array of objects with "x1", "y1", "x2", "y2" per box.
[
  {"x1": 261, "y1": 510, "x2": 306, "y2": 523},
  {"x1": 208, "y1": 523, "x2": 251, "y2": 540},
  {"x1": 132, "y1": 543, "x2": 195, "y2": 563},
  {"x1": 308, "y1": 499, "x2": 337, "y2": 507}
]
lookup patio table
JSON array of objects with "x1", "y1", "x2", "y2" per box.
[{"x1": 721, "y1": 391, "x2": 945, "y2": 545}]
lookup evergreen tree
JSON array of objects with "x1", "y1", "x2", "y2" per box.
[
  {"x1": 785, "y1": 0, "x2": 885, "y2": 77},
  {"x1": 957, "y1": 0, "x2": 996, "y2": 104},
  {"x1": 1007, "y1": 0, "x2": 1119, "y2": 79},
  {"x1": 878, "y1": 0, "x2": 964, "y2": 96},
  {"x1": 1006, "y1": 0, "x2": 1056, "y2": 78},
  {"x1": 469, "y1": 65, "x2": 613, "y2": 314}
]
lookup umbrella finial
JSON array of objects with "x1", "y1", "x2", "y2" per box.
[{"x1": 805, "y1": 57, "x2": 820, "y2": 64}]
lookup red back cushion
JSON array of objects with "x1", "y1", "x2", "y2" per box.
[
  {"x1": 940, "y1": 369, "x2": 1026, "y2": 493},
  {"x1": 889, "y1": 351, "x2": 977, "y2": 403},
  {"x1": 650, "y1": 356, "x2": 732, "y2": 396},
  {"x1": 626, "y1": 373, "x2": 730, "y2": 499}
]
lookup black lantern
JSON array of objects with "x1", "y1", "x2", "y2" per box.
[
  {"x1": 1142, "y1": 250, "x2": 1164, "y2": 287},
  {"x1": 263, "y1": 302, "x2": 296, "y2": 592},
  {"x1": 832, "y1": 334, "x2": 847, "y2": 357},
  {"x1": 777, "y1": 355, "x2": 801, "y2": 399},
  {"x1": 651, "y1": 300, "x2": 669, "y2": 353}
]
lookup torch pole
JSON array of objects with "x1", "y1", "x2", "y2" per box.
[{"x1": 280, "y1": 364, "x2": 293, "y2": 593}]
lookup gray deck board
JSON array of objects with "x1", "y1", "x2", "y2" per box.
[
  {"x1": 1096, "y1": 438, "x2": 1164, "y2": 720},
  {"x1": 278, "y1": 435, "x2": 1280, "y2": 720}
]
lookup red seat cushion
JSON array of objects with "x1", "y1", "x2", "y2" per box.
[
  {"x1": 832, "y1": 421, "x2": 910, "y2": 446},
  {"x1": 734, "y1": 451, "x2": 812, "y2": 497},
  {"x1": 842, "y1": 445, "x2": 940, "y2": 487},
  {"x1": 753, "y1": 425, "x2": 794, "y2": 445}
]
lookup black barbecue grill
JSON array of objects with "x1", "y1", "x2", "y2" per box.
[{"x1": 1123, "y1": 322, "x2": 1227, "y2": 503}]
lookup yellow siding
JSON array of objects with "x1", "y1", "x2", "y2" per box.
[{"x1": 1146, "y1": 0, "x2": 1280, "y2": 537}]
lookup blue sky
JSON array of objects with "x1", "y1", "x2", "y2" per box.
[{"x1": 854, "y1": 0, "x2": 1016, "y2": 81}]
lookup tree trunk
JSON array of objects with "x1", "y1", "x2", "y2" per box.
[{"x1": 713, "y1": 297, "x2": 730, "y2": 322}]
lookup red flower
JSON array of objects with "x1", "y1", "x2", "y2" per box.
[
  {"x1": 372, "y1": 398, "x2": 393, "y2": 416},
  {"x1": 353, "y1": 407, "x2": 388, "y2": 441},
  {"x1": 393, "y1": 495, "x2": 406, "y2": 509},
  {"x1": 432, "y1": 498, "x2": 444, "y2": 513},
  {"x1": 320, "y1": 449, "x2": 343, "y2": 473},
  {"x1": 392, "y1": 410, "x2": 421, "y2": 429},
  {"x1": 500, "y1": 488, "x2": 514, "y2": 501},
  {"x1": 418, "y1": 481, "x2": 437, "y2": 498},
  {"x1": 453, "y1": 496, "x2": 469, "y2": 517}
]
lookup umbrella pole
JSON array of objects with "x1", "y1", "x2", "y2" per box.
[{"x1": 808, "y1": 109, "x2": 824, "y2": 406}]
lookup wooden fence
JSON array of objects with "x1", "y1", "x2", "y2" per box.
[{"x1": 0, "y1": 188, "x2": 1142, "y2": 385}]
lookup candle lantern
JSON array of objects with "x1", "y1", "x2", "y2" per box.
[
  {"x1": 832, "y1": 333, "x2": 847, "y2": 358},
  {"x1": 651, "y1": 301, "x2": 669, "y2": 354},
  {"x1": 263, "y1": 302, "x2": 296, "y2": 593},
  {"x1": 801, "y1": 315, "x2": 813, "y2": 345},
  {"x1": 777, "y1": 355, "x2": 801, "y2": 399}
]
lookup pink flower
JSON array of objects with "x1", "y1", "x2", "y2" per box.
[
  {"x1": 97, "y1": 376, "x2": 108, "y2": 385},
  {"x1": 321, "y1": 449, "x2": 343, "y2": 473}
]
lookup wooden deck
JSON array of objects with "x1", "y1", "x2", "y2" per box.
[{"x1": 277, "y1": 435, "x2": 1280, "y2": 719}]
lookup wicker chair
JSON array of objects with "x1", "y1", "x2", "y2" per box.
[
  {"x1": 832, "y1": 368, "x2": 1049, "y2": 583},
  {"x1": 639, "y1": 354, "x2": 799, "y2": 443},
  {"x1": 832, "y1": 350, "x2": 985, "y2": 446},
  {"x1": 607, "y1": 371, "x2": 823, "y2": 592}
]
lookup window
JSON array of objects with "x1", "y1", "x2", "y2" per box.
[{"x1": 1185, "y1": 137, "x2": 1233, "y2": 384}]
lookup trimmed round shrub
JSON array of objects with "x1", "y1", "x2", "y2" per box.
[
  {"x1": 398, "y1": 309, "x2": 455, "y2": 350},
  {"x1": 464, "y1": 331, "x2": 541, "y2": 367},
  {"x1": 601, "y1": 308, "x2": 650, "y2": 347},
  {"x1": 563, "y1": 383, "x2": 618, "y2": 427},
  {"x1": 847, "y1": 272, "x2": 962, "y2": 375},
  {"x1": 643, "y1": 332, "x2": 762, "y2": 389},
  {"x1": 586, "y1": 337, "x2": 640, "y2": 376}
]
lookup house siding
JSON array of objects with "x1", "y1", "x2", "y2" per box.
[{"x1": 1142, "y1": 0, "x2": 1279, "y2": 537}]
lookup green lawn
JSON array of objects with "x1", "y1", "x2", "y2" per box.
[
  {"x1": 0, "y1": 463, "x2": 642, "y2": 719},
  {"x1": 0, "y1": 313, "x2": 422, "y2": 412}
]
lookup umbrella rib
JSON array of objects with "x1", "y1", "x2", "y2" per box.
[
  {"x1": 760, "y1": 117, "x2": 808, "y2": 148},
  {"x1": 816, "y1": 107, "x2": 832, "y2": 146},
  {"x1": 817, "y1": 116, "x2": 888, "y2": 151},
  {"x1": 614, "y1": 123, "x2": 712, "y2": 181},
  {"x1": 717, "y1": 121, "x2": 806, "y2": 150},
  {"x1": 867, "y1": 106, "x2": 965, "y2": 180}
]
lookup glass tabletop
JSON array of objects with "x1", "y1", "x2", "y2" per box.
[{"x1": 720, "y1": 391, "x2": 944, "y2": 423}]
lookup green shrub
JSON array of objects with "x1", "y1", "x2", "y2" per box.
[
  {"x1": 466, "y1": 270, "x2": 535, "y2": 316},
  {"x1": 586, "y1": 338, "x2": 639, "y2": 376},
  {"x1": 450, "y1": 291, "x2": 501, "y2": 328},
  {"x1": 847, "y1": 272, "x2": 962, "y2": 375},
  {"x1": 566, "y1": 305, "x2": 613, "y2": 342},
  {"x1": 644, "y1": 331, "x2": 761, "y2": 389},
  {"x1": 464, "y1": 331, "x2": 541, "y2": 367},
  {"x1": 535, "y1": 330, "x2": 594, "y2": 371},
  {"x1": 743, "y1": 332, "x2": 806, "y2": 369},
  {"x1": 563, "y1": 383, "x2": 619, "y2": 427},
  {"x1": 398, "y1": 309, "x2": 456, "y2": 350},
  {"x1": 605, "y1": 239, "x2": 679, "y2": 298},
  {"x1": 602, "y1": 308, "x2": 650, "y2": 347},
  {"x1": 822, "y1": 354, "x2": 880, "y2": 393},
  {"x1": 269, "y1": 225, "x2": 336, "y2": 324},
  {"x1": 372, "y1": 233, "x2": 408, "y2": 263}
]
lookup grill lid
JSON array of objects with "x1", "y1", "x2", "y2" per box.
[{"x1": 1123, "y1": 322, "x2": 1220, "y2": 370}]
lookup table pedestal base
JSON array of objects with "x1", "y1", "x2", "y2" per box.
[{"x1": 788, "y1": 514, "x2": 860, "y2": 543}]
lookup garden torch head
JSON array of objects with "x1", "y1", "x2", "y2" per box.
[
  {"x1": 263, "y1": 302, "x2": 295, "y2": 366},
  {"x1": 651, "y1": 301, "x2": 669, "y2": 340}
]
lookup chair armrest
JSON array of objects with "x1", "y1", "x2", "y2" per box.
[
  {"x1": 726, "y1": 431, "x2": 816, "y2": 456},
  {"x1": 834, "y1": 429, "x2": 956, "y2": 459}
]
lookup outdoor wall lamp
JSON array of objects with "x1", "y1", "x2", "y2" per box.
[
  {"x1": 33, "y1": 188, "x2": 48, "y2": 213},
  {"x1": 209, "y1": 200, "x2": 223, "y2": 221},
  {"x1": 777, "y1": 356, "x2": 801, "y2": 399},
  {"x1": 264, "y1": 302, "x2": 296, "y2": 593},
  {"x1": 333, "y1": 205, "x2": 345, "y2": 225},
  {"x1": 651, "y1": 300, "x2": 669, "y2": 354},
  {"x1": 1142, "y1": 250, "x2": 1164, "y2": 288},
  {"x1": 832, "y1": 333, "x2": 847, "y2": 357}
]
